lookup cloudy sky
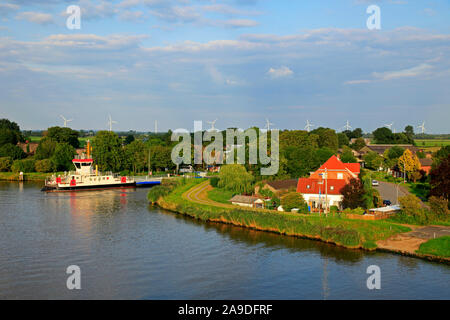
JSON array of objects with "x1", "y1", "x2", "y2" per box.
[{"x1": 0, "y1": 0, "x2": 449, "y2": 133}]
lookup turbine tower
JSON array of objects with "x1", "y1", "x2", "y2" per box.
[
  {"x1": 206, "y1": 119, "x2": 218, "y2": 132},
  {"x1": 155, "y1": 120, "x2": 158, "y2": 134},
  {"x1": 417, "y1": 122, "x2": 426, "y2": 134},
  {"x1": 265, "y1": 118, "x2": 274, "y2": 131},
  {"x1": 342, "y1": 120, "x2": 352, "y2": 131},
  {"x1": 107, "y1": 114, "x2": 118, "y2": 132},
  {"x1": 60, "y1": 115, "x2": 73, "y2": 128},
  {"x1": 304, "y1": 120, "x2": 314, "y2": 132}
]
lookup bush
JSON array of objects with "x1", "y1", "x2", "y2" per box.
[
  {"x1": 281, "y1": 192, "x2": 307, "y2": 213},
  {"x1": 35, "y1": 159, "x2": 54, "y2": 173},
  {"x1": 11, "y1": 159, "x2": 36, "y2": 173},
  {"x1": 147, "y1": 179, "x2": 180, "y2": 203},
  {"x1": 330, "y1": 205, "x2": 339, "y2": 213},
  {"x1": 210, "y1": 177, "x2": 219, "y2": 188},
  {"x1": 0, "y1": 156, "x2": 12, "y2": 172},
  {"x1": 429, "y1": 196, "x2": 449, "y2": 219}
]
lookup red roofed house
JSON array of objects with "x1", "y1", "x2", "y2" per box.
[
  {"x1": 297, "y1": 155, "x2": 360, "y2": 211},
  {"x1": 297, "y1": 178, "x2": 348, "y2": 211},
  {"x1": 309, "y1": 155, "x2": 360, "y2": 182}
]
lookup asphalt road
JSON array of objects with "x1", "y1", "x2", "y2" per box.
[{"x1": 374, "y1": 181, "x2": 409, "y2": 205}]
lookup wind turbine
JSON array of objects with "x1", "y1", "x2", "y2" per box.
[
  {"x1": 385, "y1": 122, "x2": 394, "y2": 131},
  {"x1": 60, "y1": 115, "x2": 73, "y2": 128},
  {"x1": 342, "y1": 120, "x2": 352, "y2": 131},
  {"x1": 304, "y1": 120, "x2": 314, "y2": 132},
  {"x1": 206, "y1": 119, "x2": 218, "y2": 132},
  {"x1": 107, "y1": 114, "x2": 118, "y2": 132},
  {"x1": 265, "y1": 118, "x2": 274, "y2": 131},
  {"x1": 417, "y1": 122, "x2": 426, "y2": 134}
]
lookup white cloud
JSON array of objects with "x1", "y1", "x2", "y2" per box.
[
  {"x1": 224, "y1": 19, "x2": 259, "y2": 28},
  {"x1": 16, "y1": 11, "x2": 53, "y2": 25},
  {"x1": 267, "y1": 66, "x2": 293, "y2": 78},
  {"x1": 374, "y1": 63, "x2": 433, "y2": 80},
  {"x1": 0, "y1": 3, "x2": 19, "y2": 17}
]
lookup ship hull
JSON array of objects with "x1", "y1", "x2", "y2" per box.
[{"x1": 41, "y1": 182, "x2": 136, "y2": 192}]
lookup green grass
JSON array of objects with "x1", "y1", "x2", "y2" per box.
[
  {"x1": 158, "y1": 180, "x2": 411, "y2": 249},
  {"x1": 0, "y1": 171, "x2": 63, "y2": 181},
  {"x1": 415, "y1": 139, "x2": 450, "y2": 147},
  {"x1": 207, "y1": 188, "x2": 235, "y2": 204},
  {"x1": 417, "y1": 236, "x2": 450, "y2": 258},
  {"x1": 26, "y1": 136, "x2": 94, "y2": 147}
]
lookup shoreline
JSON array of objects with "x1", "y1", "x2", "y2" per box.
[{"x1": 155, "y1": 180, "x2": 450, "y2": 265}]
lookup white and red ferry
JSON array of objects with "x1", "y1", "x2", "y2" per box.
[{"x1": 42, "y1": 141, "x2": 135, "y2": 192}]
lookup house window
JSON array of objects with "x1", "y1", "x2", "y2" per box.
[
  {"x1": 330, "y1": 186, "x2": 334, "y2": 191},
  {"x1": 337, "y1": 173, "x2": 343, "y2": 179},
  {"x1": 307, "y1": 185, "x2": 310, "y2": 189}
]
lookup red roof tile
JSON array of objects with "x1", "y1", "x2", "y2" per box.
[
  {"x1": 296, "y1": 178, "x2": 347, "y2": 195},
  {"x1": 316, "y1": 155, "x2": 360, "y2": 174}
]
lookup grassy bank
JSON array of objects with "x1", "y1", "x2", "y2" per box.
[
  {"x1": 155, "y1": 179, "x2": 410, "y2": 250},
  {"x1": 0, "y1": 172, "x2": 58, "y2": 181},
  {"x1": 207, "y1": 188, "x2": 235, "y2": 204},
  {"x1": 417, "y1": 236, "x2": 450, "y2": 258}
]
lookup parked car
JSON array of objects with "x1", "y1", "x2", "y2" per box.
[
  {"x1": 372, "y1": 180, "x2": 379, "y2": 186},
  {"x1": 383, "y1": 200, "x2": 392, "y2": 206}
]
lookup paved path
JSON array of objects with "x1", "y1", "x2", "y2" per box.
[{"x1": 374, "y1": 181, "x2": 408, "y2": 205}]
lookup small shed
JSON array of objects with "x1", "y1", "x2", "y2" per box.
[{"x1": 229, "y1": 195, "x2": 265, "y2": 208}]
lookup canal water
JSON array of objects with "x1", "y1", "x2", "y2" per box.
[{"x1": 0, "y1": 181, "x2": 449, "y2": 299}]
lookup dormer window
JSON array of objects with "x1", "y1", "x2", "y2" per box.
[{"x1": 337, "y1": 173, "x2": 343, "y2": 179}]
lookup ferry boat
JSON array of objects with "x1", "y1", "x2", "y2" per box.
[{"x1": 41, "y1": 141, "x2": 135, "y2": 192}]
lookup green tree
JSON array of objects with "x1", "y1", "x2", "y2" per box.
[
  {"x1": 51, "y1": 143, "x2": 76, "y2": 171},
  {"x1": 218, "y1": 164, "x2": 254, "y2": 194},
  {"x1": 363, "y1": 151, "x2": 383, "y2": 170},
  {"x1": 0, "y1": 143, "x2": 26, "y2": 160},
  {"x1": 149, "y1": 145, "x2": 174, "y2": 171},
  {"x1": 0, "y1": 119, "x2": 23, "y2": 144},
  {"x1": 124, "y1": 134, "x2": 135, "y2": 145},
  {"x1": 373, "y1": 127, "x2": 394, "y2": 144},
  {"x1": 387, "y1": 146, "x2": 404, "y2": 160},
  {"x1": 46, "y1": 127, "x2": 80, "y2": 148},
  {"x1": 92, "y1": 131, "x2": 123, "y2": 172},
  {"x1": 35, "y1": 159, "x2": 54, "y2": 173},
  {"x1": 340, "y1": 147, "x2": 357, "y2": 163},
  {"x1": 281, "y1": 192, "x2": 307, "y2": 212},
  {"x1": 311, "y1": 127, "x2": 338, "y2": 152},
  {"x1": 125, "y1": 140, "x2": 147, "y2": 173},
  {"x1": 350, "y1": 137, "x2": 366, "y2": 151},
  {"x1": 35, "y1": 137, "x2": 57, "y2": 160},
  {"x1": 0, "y1": 128, "x2": 19, "y2": 146},
  {"x1": 337, "y1": 133, "x2": 349, "y2": 147}
]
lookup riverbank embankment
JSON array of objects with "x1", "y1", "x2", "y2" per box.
[{"x1": 153, "y1": 179, "x2": 450, "y2": 264}]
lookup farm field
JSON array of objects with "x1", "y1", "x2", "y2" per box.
[
  {"x1": 27, "y1": 136, "x2": 94, "y2": 147},
  {"x1": 415, "y1": 139, "x2": 450, "y2": 147}
]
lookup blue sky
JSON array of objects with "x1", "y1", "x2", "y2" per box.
[{"x1": 0, "y1": 0, "x2": 449, "y2": 133}]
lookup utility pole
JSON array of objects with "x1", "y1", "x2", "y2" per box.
[
  {"x1": 325, "y1": 167, "x2": 328, "y2": 216},
  {"x1": 148, "y1": 148, "x2": 151, "y2": 176}
]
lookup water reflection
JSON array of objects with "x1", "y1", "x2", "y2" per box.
[
  {"x1": 162, "y1": 208, "x2": 365, "y2": 264},
  {"x1": 0, "y1": 181, "x2": 449, "y2": 299}
]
